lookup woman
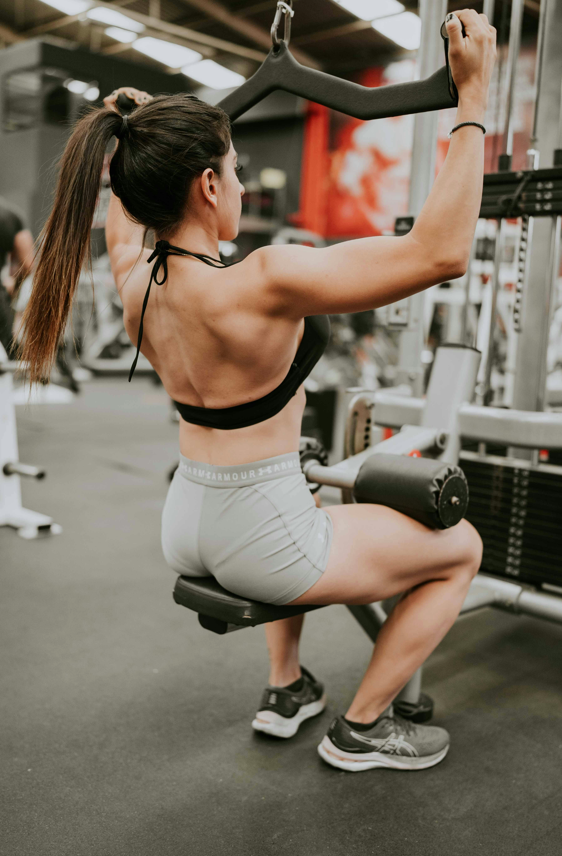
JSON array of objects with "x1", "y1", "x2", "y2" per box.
[{"x1": 20, "y1": 9, "x2": 496, "y2": 772}]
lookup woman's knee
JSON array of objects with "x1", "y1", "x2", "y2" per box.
[{"x1": 453, "y1": 520, "x2": 483, "y2": 579}]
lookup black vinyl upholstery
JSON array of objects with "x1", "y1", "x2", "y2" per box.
[
  {"x1": 354, "y1": 454, "x2": 469, "y2": 529},
  {"x1": 173, "y1": 575, "x2": 321, "y2": 631}
]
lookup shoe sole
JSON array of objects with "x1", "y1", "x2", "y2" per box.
[
  {"x1": 252, "y1": 693, "x2": 328, "y2": 738},
  {"x1": 317, "y1": 736, "x2": 449, "y2": 771}
]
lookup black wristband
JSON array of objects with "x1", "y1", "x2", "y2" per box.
[{"x1": 448, "y1": 121, "x2": 486, "y2": 140}]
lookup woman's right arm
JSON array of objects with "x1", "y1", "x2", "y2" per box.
[{"x1": 259, "y1": 9, "x2": 496, "y2": 318}]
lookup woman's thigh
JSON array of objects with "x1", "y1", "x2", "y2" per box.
[{"x1": 286, "y1": 503, "x2": 482, "y2": 607}]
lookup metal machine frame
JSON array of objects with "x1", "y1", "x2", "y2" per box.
[{"x1": 301, "y1": 0, "x2": 562, "y2": 695}]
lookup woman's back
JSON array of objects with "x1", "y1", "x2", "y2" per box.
[{"x1": 120, "y1": 251, "x2": 310, "y2": 464}]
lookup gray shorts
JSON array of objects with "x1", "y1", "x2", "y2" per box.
[{"x1": 161, "y1": 452, "x2": 333, "y2": 606}]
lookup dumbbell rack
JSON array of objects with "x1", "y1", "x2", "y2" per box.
[{"x1": 0, "y1": 362, "x2": 61, "y2": 539}]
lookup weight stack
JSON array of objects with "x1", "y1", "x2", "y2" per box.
[{"x1": 461, "y1": 457, "x2": 562, "y2": 590}]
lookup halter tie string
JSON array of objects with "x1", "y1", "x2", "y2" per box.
[{"x1": 128, "y1": 239, "x2": 228, "y2": 382}]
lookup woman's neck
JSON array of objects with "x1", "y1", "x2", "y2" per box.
[{"x1": 165, "y1": 222, "x2": 220, "y2": 259}]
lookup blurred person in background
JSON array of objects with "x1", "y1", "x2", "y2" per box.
[{"x1": 0, "y1": 198, "x2": 34, "y2": 358}]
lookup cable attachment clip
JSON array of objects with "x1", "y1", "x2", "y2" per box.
[{"x1": 271, "y1": 0, "x2": 294, "y2": 51}]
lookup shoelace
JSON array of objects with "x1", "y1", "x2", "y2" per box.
[
  {"x1": 128, "y1": 239, "x2": 228, "y2": 382},
  {"x1": 390, "y1": 712, "x2": 417, "y2": 736}
]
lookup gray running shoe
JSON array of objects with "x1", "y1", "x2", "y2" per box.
[
  {"x1": 252, "y1": 666, "x2": 327, "y2": 739},
  {"x1": 318, "y1": 704, "x2": 450, "y2": 771}
]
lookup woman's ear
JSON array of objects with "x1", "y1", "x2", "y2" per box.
[{"x1": 200, "y1": 168, "x2": 218, "y2": 208}]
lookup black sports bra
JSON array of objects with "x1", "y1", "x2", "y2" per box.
[{"x1": 129, "y1": 240, "x2": 330, "y2": 431}]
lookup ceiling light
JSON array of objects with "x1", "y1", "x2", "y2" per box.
[
  {"x1": 260, "y1": 168, "x2": 286, "y2": 190},
  {"x1": 105, "y1": 26, "x2": 137, "y2": 43},
  {"x1": 65, "y1": 78, "x2": 89, "y2": 93},
  {"x1": 133, "y1": 37, "x2": 202, "y2": 68},
  {"x1": 84, "y1": 86, "x2": 100, "y2": 101},
  {"x1": 182, "y1": 60, "x2": 245, "y2": 90},
  {"x1": 38, "y1": 0, "x2": 92, "y2": 14},
  {"x1": 218, "y1": 241, "x2": 238, "y2": 258},
  {"x1": 335, "y1": 0, "x2": 404, "y2": 22},
  {"x1": 372, "y1": 11, "x2": 421, "y2": 50},
  {"x1": 87, "y1": 7, "x2": 144, "y2": 32}
]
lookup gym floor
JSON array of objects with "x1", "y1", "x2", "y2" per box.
[{"x1": 3, "y1": 378, "x2": 562, "y2": 856}]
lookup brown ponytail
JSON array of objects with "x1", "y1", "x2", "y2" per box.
[{"x1": 19, "y1": 107, "x2": 121, "y2": 384}]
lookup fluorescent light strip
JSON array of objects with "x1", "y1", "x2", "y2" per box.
[
  {"x1": 64, "y1": 78, "x2": 99, "y2": 99},
  {"x1": 38, "y1": 0, "x2": 92, "y2": 14},
  {"x1": 65, "y1": 78, "x2": 89, "y2": 93},
  {"x1": 335, "y1": 0, "x2": 404, "y2": 22},
  {"x1": 182, "y1": 60, "x2": 245, "y2": 90},
  {"x1": 133, "y1": 37, "x2": 202, "y2": 68},
  {"x1": 372, "y1": 11, "x2": 421, "y2": 50},
  {"x1": 87, "y1": 7, "x2": 144, "y2": 32},
  {"x1": 105, "y1": 26, "x2": 137, "y2": 44}
]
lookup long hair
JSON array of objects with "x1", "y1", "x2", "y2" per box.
[{"x1": 19, "y1": 94, "x2": 231, "y2": 384}]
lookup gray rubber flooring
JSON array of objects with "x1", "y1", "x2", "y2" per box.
[{"x1": 2, "y1": 377, "x2": 562, "y2": 856}]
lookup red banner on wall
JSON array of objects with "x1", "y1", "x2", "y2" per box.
[{"x1": 295, "y1": 49, "x2": 538, "y2": 240}]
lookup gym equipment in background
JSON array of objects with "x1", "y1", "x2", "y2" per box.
[
  {"x1": 78, "y1": 254, "x2": 154, "y2": 377},
  {"x1": 0, "y1": 41, "x2": 189, "y2": 240},
  {"x1": 0, "y1": 345, "x2": 62, "y2": 539},
  {"x1": 298, "y1": 436, "x2": 328, "y2": 494}
]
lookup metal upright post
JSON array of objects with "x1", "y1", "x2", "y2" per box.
[
  {"x1": 483, "y1": 0, "x2": 496, "y2": 24},
  {"x1": 498, "y1": 0, "x2": 525, "y2": 172},
  {"x1": 526, "y1": 0, "x2": 549, "y2": 170},
  {"x1": 459, "y1": 0, "x2": 495, "y2": 347},
  {"x1": 395, "y1": 0, "x2": 447, "y2": 395},
  {"x1": 480, "y1": 0, "x2": 525, "y2": 404},
  {"x1": 388, "y1": 0, "x2": 446, "y2": 708},
  {"x1": 512, "y1": 0, "x2": 562, "y2": 417}
]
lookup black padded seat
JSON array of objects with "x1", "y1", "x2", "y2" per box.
[{"x1": 173, "y1": 576, "x2": 322, "y2": 634}]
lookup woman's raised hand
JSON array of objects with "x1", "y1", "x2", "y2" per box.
[
  {"x1": 445, "y1": 9, "x2": 497, "y2": 107},
  {"x1": 103, "y1": 87, "x2": 153, "y2": 113}
]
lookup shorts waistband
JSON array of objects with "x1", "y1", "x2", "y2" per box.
[{"x1": 178, "y1": 452, "x2": 302, "y2": 488}]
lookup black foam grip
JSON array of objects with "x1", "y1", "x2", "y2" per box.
[
  {"x1": 353, "y1": 454, "x2": 469, "y2": 530},
  {"x1": 219, "y1": 41, "x2": 456, "y2": 123}
]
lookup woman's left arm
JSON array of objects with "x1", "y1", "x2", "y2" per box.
[
  {"x1": 105, "y1": 191, "x2": 149, "y2": 290},
  {"x1": 103, "y1": 87, "x2": 152, "y2": 290}
]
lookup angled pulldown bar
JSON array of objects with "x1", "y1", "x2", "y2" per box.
[{"x1": 219, "y1": 39, "x2": 457, "y2": 122}]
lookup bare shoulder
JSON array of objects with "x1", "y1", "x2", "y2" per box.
[
  {"x1": 237, "y1": 244, "x2": 319, "y2": 316},
  {"x1": 242, "y1": 235, "x2": 458, "y2": 317},
  {"x1": 223, "y1": 244, "x2": 296, "y2": 315}
]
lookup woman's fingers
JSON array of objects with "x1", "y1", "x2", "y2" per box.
[
  {"x1": 103, "y1": 90, "x2": 119, "y2": 111},
  {"x1": 445, "y1": 8, "x2": 496, "y2": 99}
]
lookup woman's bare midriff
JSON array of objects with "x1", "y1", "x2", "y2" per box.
[{"x1": 122, "y1": 253, "x2": 308, "y2": 466}]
